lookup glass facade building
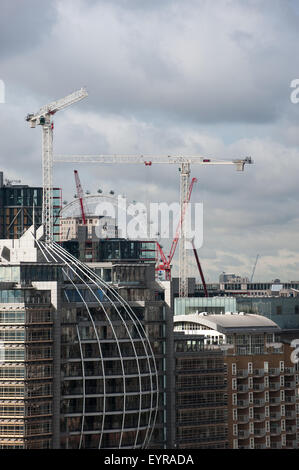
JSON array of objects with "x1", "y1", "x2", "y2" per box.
[
  {"x1": 0, "y1": 229, "x2": 167, "y2": 448},
  {"x1": 174, "y1": 297, "x2": 237, "y2": 316},
  {"x1": 0, "y1": 176, "x2": 61, "y2": 241},
  {"x1": 62, "y1": 239, "x2": 156, "y2": 264}
]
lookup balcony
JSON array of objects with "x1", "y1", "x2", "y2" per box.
[
  {"x1": 285, "y1": 381, "x2": 295, "y2": 389},
  {"x1": 254, "y1": 413, "x2": 265, "y2": 422},
  {"x1": 269, "y1": 397, "x2": 281, "y2": 405},
  {"x1": 238, "y1": 429, "x2": 250, "y2": 439},
  {"x1": 286, "y1": 440, "x2": 297, "y2": 448},
  {"x1": 238, "y1": 414, "x2": 249, "y2": 423},
  {"x1": 285, "y1": 367, "x2": 295, "y2": 375},
  {"x1": 270, "y1": 426, "x2": 281, "y2": 436},
  {"x1": 237, "y1": 400, "x2": 249, "y2": 408},
  {"x1": 286, "y1": 425, "x2": 296, "y2": 434},
  {"x1": 253, "y1": 398, "x2": 265, "y2": 407},
  {"x1": 253, "y1": 369, "x2": 264, "y2": 377},
  {"x1": 255, "y1": 443, "x2": 267, "y2": 449},
  {"x1": 253, "y1": 384, "x2": 265, "y2": 392},
  {"x1": 285, "y1": 396, "x2": 296, "y2": 403},
  {"x1": 271, "y1": 442, "x2": 282, "y2": 449},
  {"x1": 269, "y1": 382, "x2": 280, "y2": 391},
  {"x1": 254, "y1": 427, "x2": 266, "y2": 437},
  {"x1": 270, "y1": 412, "x2": 281, "y2": 421},
  {"x1": 237, "y1": 384, "x2": 249, "y2": 393},
  {"x1": 237, "y1": 370, "x2": 248, "y2": 378},
  {"x1": 269, "y1": 368, "x2": 280, "y2": 376},
  {"x1": 286, "y1": 411, "x2": 296, "y2": 419}
]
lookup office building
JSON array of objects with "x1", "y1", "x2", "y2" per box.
[
  {"x1": 0, "y1": 172, "x2": 61, "y2": 241},
  {"x1": 0, "y1": 226, "x2": 167, "y2": 449}
]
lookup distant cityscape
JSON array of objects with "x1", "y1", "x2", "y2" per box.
[{"x1": 0, "y1": 173, "x2": 298, "y2": 449}]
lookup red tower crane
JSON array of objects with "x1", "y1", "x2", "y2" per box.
[
  {"x1": 74, "y1": 170, "x2": 88, "y2": 225},
  {"x1": 156, "y1": 177, "x2": 197, "y2": 280}
]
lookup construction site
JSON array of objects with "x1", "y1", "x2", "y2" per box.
[{"x1": 1, "y1": 88, "x2": 299, "y2": 451}]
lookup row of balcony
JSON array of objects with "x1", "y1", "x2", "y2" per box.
[
  {"x1": 237, "y1": 395, "x2": 297, "y2": 408},
  {"x1": 238, "y1": 426, "x2": 297, "y2": 439},
  {"x1": 237, "y1": 367, "x2": 296, "y2": 378},
  {"x1": 239, "y1": 441, "x2": 298, "y2": 449},
  {"x1": 236, "y1": 410, "x2": 296, "y2": 422},
  {"x1": 237, "y1": 382, "x2": 296, "y2": 392}
]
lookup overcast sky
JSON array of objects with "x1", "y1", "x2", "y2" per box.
[{"x1": 1, "y1": 0, "x2": 299, "y2": 282}]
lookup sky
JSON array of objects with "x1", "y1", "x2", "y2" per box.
[{"x1": 1, "y1": 0, "x2": 299, "y2": 281}]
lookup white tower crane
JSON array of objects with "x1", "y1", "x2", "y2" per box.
[
  {"x1": 26, "y1": 88, "x2": 88, "y2": 243},
  {"x1": 54, "y1": 153, "x2": 253, "y2": 297}
]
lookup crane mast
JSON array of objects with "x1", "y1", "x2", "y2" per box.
[
  {"x1": 74, "y1": 170, "x2": 88, "y2": 225},
  {"x1": 26, "y1": 88, "x2": 88, "y2": 243},
  {"x1": 179, "y1": 162, "x2": 191, "y2": 297},
  {"x1": 250, "y1": 254, "x2": 260, "y2": 283},
  {"x1": 157, "y1": 176, "x2": 197, "y2": 281}
]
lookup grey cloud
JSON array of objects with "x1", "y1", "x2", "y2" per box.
[
  {"x1": 1, "y1": 0, "x2": 299, "y2": 281},
  {"x1": 0, "y1": 0, "x2": 56, "y2": 60}
]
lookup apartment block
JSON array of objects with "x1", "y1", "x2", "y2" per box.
[{"x1": 173, "y1": 313, "x2": 299, "y2": 449}]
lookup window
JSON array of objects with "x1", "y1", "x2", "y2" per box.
[
  {"x1": 266, "y1": 420, "x2": 270, "y2": 432},
  {"x1": 233, "y1": 409, "x2": 237, "y2": 421},
  {"x1": 232, "y1": 394, "x2": 237, "y2": 406},
  {"x1": 250, "y1": 438, "x2": 254, "y2": 449},
  {"x1": 264, "y1": 376, "x2": 269, "y2": 388},
  {"x1": 249, "y1": 392, "x2": 253, "y2": 404},
  {"x1": 264, "y1": 361, "x2": 269, "y2": 373},
  {"x1": 276, "y1": 306, "x2": 282, "y2": 315},
  {"x1": 249, "y1": 407, "x2": 253, "y2": 419},
  {"x1": 248, "y1": 377, "x2": 253, "y2": 389},
  {"x1": 248, "y1": 362, "x2": 253, "y2": 374},
  {"x1": 266, "y1": 435, "x2": 270, "y2": 448},
  {"x1": 280, "y1": 361, "x2": 284, "y2": 373},
  {"x1": 280, "y1": 376, "x2": 284, "y2": 387},
  {"x1": 233, "y1": 424, "x2": 238, "y2": 436},
  {"x1": 232, "y1": 363, "x2": 237, "y2": 375},
  {"x1": 281, "y1": 405, "x2": 285, "y2": 416},
  {"x1": 232, "y1": 378, "x2": 237, "y2": 390},
  {"x1": 281, "y1": 419, "x2": 285, "y2": 431},
  {"x1": 265, "y1": 406, "x2": 269, "y2": 418},
  {"x1": 265, "y1": 391, "x2": 269, "y2": 402},
  {"x1": 280, "y1": 390, "x2": 285, "y2": 402}
]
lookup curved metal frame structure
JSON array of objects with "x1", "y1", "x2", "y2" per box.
[{"x1": 34, "y1": 237, "x2": 159, "y2": 449}]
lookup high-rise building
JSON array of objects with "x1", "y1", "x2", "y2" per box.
[
  {"x1": 0, "y1": 226, "x2": 168, "y2": 449},
  {"x1": 172, "y1": 313, "x2": 299, "y2": 449},
  {"x1": 171, "y1": 332, "x2": 228, "y2": 449},
  {"x1": 0, "y1": 172, "x2": 61, "y2": 241}
]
